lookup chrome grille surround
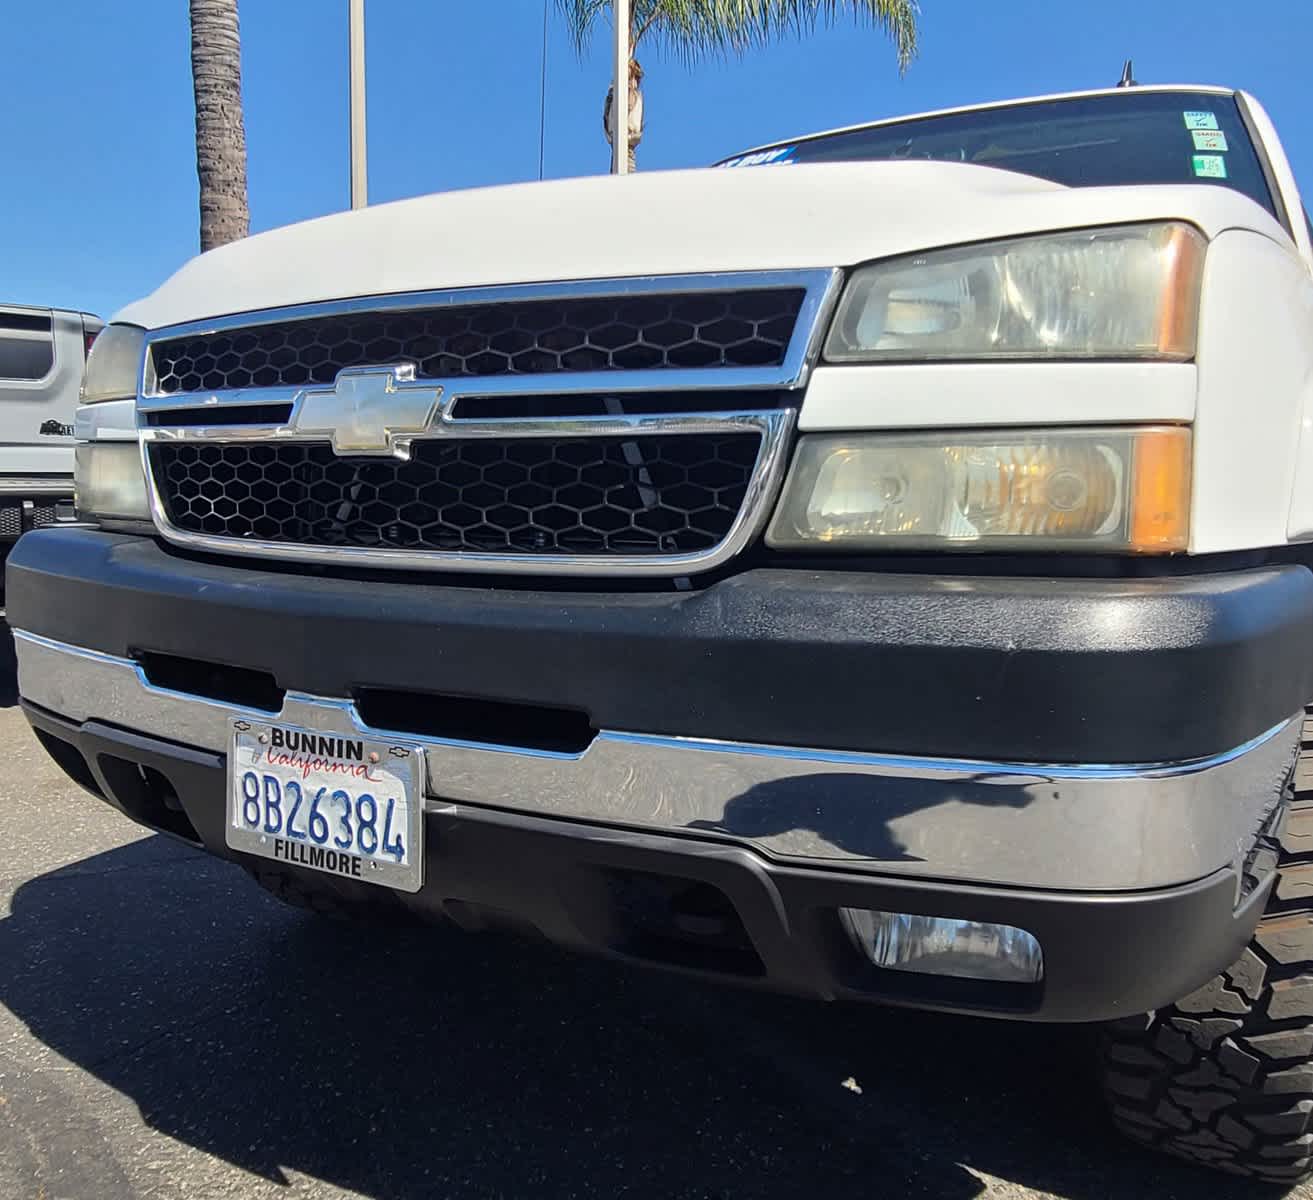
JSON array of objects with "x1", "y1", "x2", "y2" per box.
[
  {"x1": 149, "y1": 288, "x2": 807, "y2": 392},
  {"x1": 150, "y1": 432, "x2": 765, "y2": 556},
  {"x1": 138, "y1": 270, "x2": 840, "y2": 576}
]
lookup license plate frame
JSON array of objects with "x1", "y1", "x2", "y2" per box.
[{"x1": 225, "y1": 717, "x2": 425, "y2": 893}]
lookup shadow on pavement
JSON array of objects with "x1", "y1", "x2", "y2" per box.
[{"x1": 0, "y1": 836, "x2": 1288, "y2": 1200}]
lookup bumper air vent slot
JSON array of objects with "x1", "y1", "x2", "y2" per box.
[
  {"x1": 599, "y1": 869, "x2": 764, "y2": 977},
  {"x1": 353, "y1": 687, "x2": 596, "y2": 755},
  {"x1": 96, "y1": 756, "x2": 202, "y2": 844},
  {"x1": 134, "y1": 650, "x2": 284, "y2": 713}
]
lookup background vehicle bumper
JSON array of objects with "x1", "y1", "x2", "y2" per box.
[{"x1": 0, "y1": 479, "x2": 75, "y2": 543}]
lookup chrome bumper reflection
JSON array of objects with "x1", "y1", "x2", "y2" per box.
[{"x1": 14, "y1": 629, "x2": 1300, "y2": 893}]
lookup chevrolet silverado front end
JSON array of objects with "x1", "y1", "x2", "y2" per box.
[{"x1": 12, "y1": 84, "x2": 1313, "y2": 1181}]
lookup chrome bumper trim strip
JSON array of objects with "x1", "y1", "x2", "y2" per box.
[
  {"x1": 15, "y1": 629, "x2": 1300, "y2": 892},
  {"x1": 0, "y1": 480, "x2": 75, "y2": 496}
]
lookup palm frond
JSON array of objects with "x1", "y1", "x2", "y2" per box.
[
  {"x1": 557, "y1": 1, "x2": 920, "y2": 74},
  {"x1": 554, "y1": 0, "x2": 613, "y2": 55}
]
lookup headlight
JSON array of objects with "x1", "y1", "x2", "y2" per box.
[
  {"x1": 81, "y1": 323, "x2": 145, "y2": 403},
  {"x1": 75, "y1": 443, "x2": 151, "y2": 522},
  {"x1": 825, "y1": 223, "x2": 1205, "y2": 362},
  {"x1": 766, "y1": 426, "x2": 1190, "y2": 553}
]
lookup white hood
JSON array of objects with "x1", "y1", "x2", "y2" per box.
[{"x1": 116, "y1": 161, "x2": 1284, "y2": 329}]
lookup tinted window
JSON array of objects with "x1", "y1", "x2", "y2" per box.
[
  {"x1": 0, "y1": 312, "x2": 54, "y2": 380},
  {"x1": 723, "y1": 91, "x2": 1276, "y2": 218}
]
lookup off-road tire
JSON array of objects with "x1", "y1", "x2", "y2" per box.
[
  {"x1": 1099, "y1": 709, "x2": 1313, "y2": 1183},
  {"x1": 241, "y1": 861, "x2": 414, "y2": 925}
]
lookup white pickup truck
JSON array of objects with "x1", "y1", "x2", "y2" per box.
[
  {"x1": 0, "y1": 303, "x2": 101, "y2": 561},
  {"x1": 10, "y1": 84, "x2": 1313, "y2": 1181}
]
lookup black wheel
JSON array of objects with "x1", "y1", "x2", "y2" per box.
[
  {"x1": 241, "y1": 861, "x2": 415, "y2": 925},
  {"x1": 1099, "y1": 710, "x2": 1313, "y2": 1183}
]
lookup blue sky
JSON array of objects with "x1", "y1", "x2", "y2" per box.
[{"x1": 5, "y1": 0, "x2": 1311, "y2": 320}]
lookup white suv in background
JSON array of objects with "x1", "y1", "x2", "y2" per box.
[{"x1": 0, "y1": 303, "x2": 102, "y2": 552}]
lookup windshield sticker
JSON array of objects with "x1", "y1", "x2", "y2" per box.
[
  {"x1": 1192, "y1": 154, "x2": 1229, "y2": 179},
  {"x1": 719, "y1": 146, "x2": 796, "y2": 168},
  {"x1": 1192, "y1": 129, "x2": 1229, "y2": 152},
  {"x1": 1183, "y1": 111, "x2": 1220, "y2": 131}
]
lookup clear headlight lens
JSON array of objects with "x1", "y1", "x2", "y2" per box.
[
  {"x1": 767, "y1": 427, "x2": 1190, "y2": 553},
  {"x1": 75, "y1": 443, "x2": 151, "y2": 522},
  {"x1": 80, "y1": 323, "x2": 145, "y2": 404},
  {"x1": 825, "y1": 223, "x2": 1205, "y2": 362}
]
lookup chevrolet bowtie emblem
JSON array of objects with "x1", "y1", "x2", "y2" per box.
[{"x1": 291, "y1": 363, "x2": 444, "y2": 456}]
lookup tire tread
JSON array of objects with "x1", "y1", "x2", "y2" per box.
[{"x1": 1100, "y1": 706, "x2": 1313, "y2": 1183}]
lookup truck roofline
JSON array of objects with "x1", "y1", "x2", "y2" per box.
[
  {"x1": 722, "y1": 83, "x2": 1238, "y2": 162},
  {"x1": 1, "y1": 302, "x2": 100, "y2": 320}
]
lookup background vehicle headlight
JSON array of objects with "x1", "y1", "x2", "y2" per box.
[
  {"x1": 75, "y1": 443, "x2": 151, "y2": 522},
  {"x1": 766, "y1": 427, "x2": 1190, "y2": 553},
  {"x1": 825, "y1": 223, "x2": 1205, "y2": 362},
  {"x1": 80, "y1": 323, "x2": 145, "y2": 403}
]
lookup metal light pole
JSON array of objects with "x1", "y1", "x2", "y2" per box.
[
  {"x1": 611, "y1": 0, "x2": 629, "y2": 175},
  {"x1": 349, "y1": 0, "x2": 368, "y2": 208}
]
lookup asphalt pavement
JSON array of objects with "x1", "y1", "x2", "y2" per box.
[{"x1": 0, "y1": 621, "x2": 1306, "y2": 1200}]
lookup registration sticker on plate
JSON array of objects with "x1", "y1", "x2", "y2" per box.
[{"x1": 225, "y1": 718, "x2": 425, "y2": 893}]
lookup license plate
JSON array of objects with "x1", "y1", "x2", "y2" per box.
[{"x1": 225, "y1": 717, "x2": 425, "y2": 893}]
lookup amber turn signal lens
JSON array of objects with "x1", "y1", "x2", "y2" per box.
[
  {"x1": 1154, "y1": 224, "x2": 1207, "y2": 358},
  {"x1": 1129, "y1": 427, "x2": 1191, "y2": 551}
]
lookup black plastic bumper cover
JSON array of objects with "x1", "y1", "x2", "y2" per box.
[{"x1": 8, "y1": 528, "x2": 1313, "y2": 763}]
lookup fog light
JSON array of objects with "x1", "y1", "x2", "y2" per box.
[{"x1": 840, "y1": 908, "x2": 1043, "y2": 984}]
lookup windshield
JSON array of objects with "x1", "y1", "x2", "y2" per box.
[{"x1": 720, "y1": 91, "x2": 1276, "y2": 218}]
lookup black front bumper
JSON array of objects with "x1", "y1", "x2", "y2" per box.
[
  {"x1": 22, "y1": 702, "x2": 1275, "y2": 1023},
  {"x1": 9, "y1": 529, "x2": 1313, "y2": 1023},
  {"x1": 9, "y1": 528, "x2": 1313, "y2": 763}
]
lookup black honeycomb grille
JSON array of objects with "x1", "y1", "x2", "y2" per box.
[
  {"x1": 151, "y1": 435, "x2": 760, "y2": 556},
  {"x1": 152, "y1": 290, "x2": 805, "y2": 395}
]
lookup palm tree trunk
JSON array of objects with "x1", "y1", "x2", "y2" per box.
[
  {"x1": 604, "y1": 68, "x2": 644, "y2": 171},
  {"x1": 189, "y1": 0, "x2": 250, "y2": 252}
]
